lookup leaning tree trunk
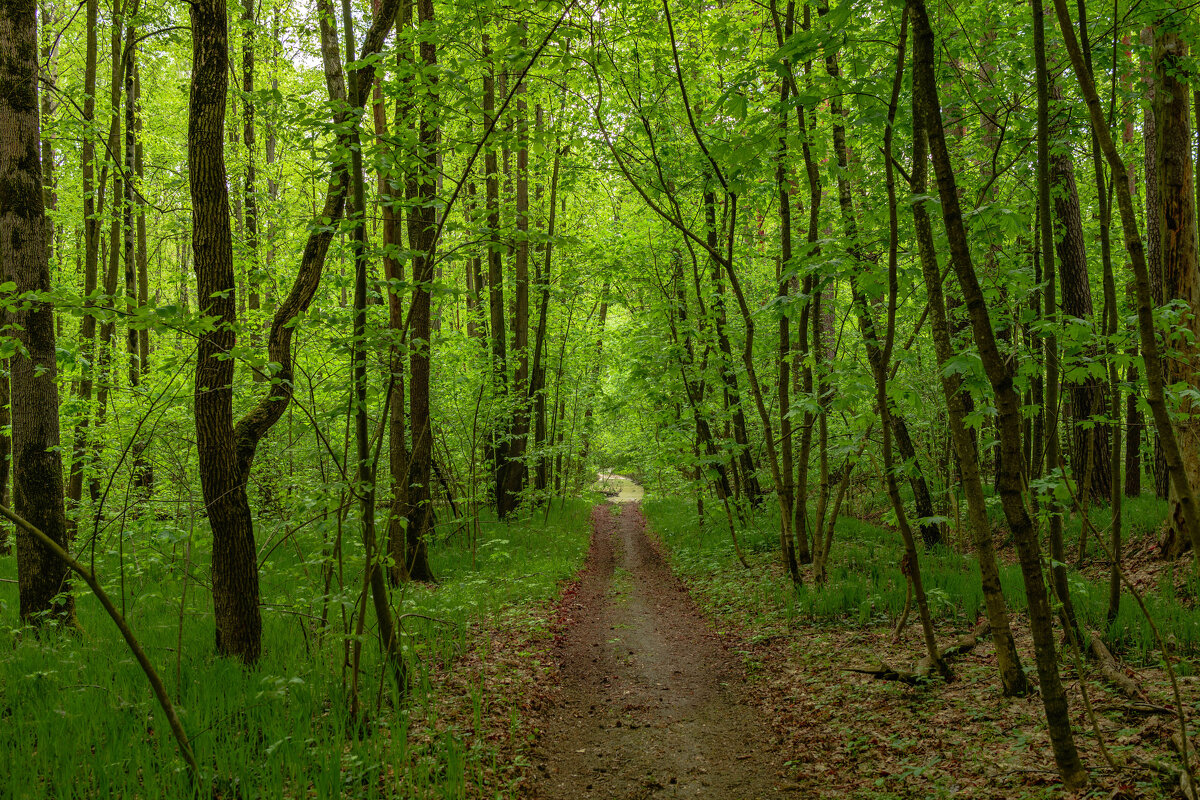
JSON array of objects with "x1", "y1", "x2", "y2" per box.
[
  {"x1": 1, "y1": 0, "x2": 75, "y2": 624},
  {"x1": 912, "y1": 101, "x2": 1028, "y2": 698},
  {"x1": 911, "y1": 0, "x2": 1087, "y2": 786}
]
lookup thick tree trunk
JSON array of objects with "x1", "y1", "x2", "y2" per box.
[
  {"x1": 1155, "y1": 31, "x2": 1200, "y2": 559},
  {"x1": 1051, "y1": 0, "x2": 1200, "y2": 573},
  {"x1": 190, "y1": 0, "x2": 400, "y2": 661},
  {"x1": 1, "y1": 0, "x2": 74, "y2": 623},
  {"x1": 189, "y1": 0, "x2": 261, "y2": 661}
]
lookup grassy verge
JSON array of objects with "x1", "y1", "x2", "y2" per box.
[
  {"x1": 643, "y1": 493, "x2": 1200, "y2": 664},
  {"x1": 0, "y1": 498, "x2": 592, "y2": 799}
]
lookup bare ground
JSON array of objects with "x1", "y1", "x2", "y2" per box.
[{"x1": 529, "y1": 501, "x2": 795, "y2": 799}]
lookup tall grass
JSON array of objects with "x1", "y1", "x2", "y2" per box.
[
  {"x1": 0, "y1": 499, "x2": 591, "y2": 799},
  {"x1": 643, "y1": 493, "x2": 1197, "y2": 663}
]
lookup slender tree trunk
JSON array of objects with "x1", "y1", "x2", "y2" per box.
[
  {"x1": 1143, "y1": 26, "x2": 1170, "y2": 502},
  {"x1": 67, "y1": 0, "x2": 99, "y2": 531},
  {"x1": 373, "y1": 0, "x2": 408, "y2": 585},
  {"x1": 773, "y1": 25, "x2": 799, "y2": 580},
  {"x1": 703, "y1": 187, "x2": 762, "y2": 508},
  {"x1": 243, "y1": 0, "x2": 262, "y2": 369},
  {"x1": 500, "y1": 39, "x2": 530, "y2": 517},
  {"x1": 912, "y1": 94, "x2": 1028, "y2": 699},
  {"x1": 911, "y1": 0, "x2": 1087, "y2": 785},
  {"x1": 530, "y1": 143, "x2": 563, "y2": 499},
  {"x1": 483, "y1": 34, "x2": 510, "y2": 516},
  {"x1": 342, "y1": 0, "x2": 403, "y2": 694},
  {"x1": 403, "y1": 0, "x2": 437, "y2": 579},
  {"x1": 825, "y1": 32, "x2": 940, "y2": 547},
  {"x1": 1036, "y1": 4, "x2": 1080, "y2": 638}
]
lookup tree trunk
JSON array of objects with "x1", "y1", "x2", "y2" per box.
[
  {"x1": 1155, "y1": 30, "x2": 1200, "y2": 559},
  {"x1": 1, "y1": 0, "x2": 75, "y2": 623},
  {"x1": 190, "y1": 0, "x2": 401, "y2": 661},
  {"x1": 825, "y1": 36, "x2": 941, "y2": 548},
  {"x1": 912, "y1": 96, "x2": 1028, "y2": 698},
  {"x1": 189, "y1": 0, "x2": 261, "y2": 661},
  {"x1": 67, "y1": 0, "x2": 99, "y2": 531},
  {"x1": 530, "y1": 143, "x2": 562, "y2": 499},
  {"x1": 1143, "y1": 26, "x2": 1170, "y2": 502},
  {"x1": 403, "y1": 0, "x2": 437, "y2": 580},
  {"x1": 703, "y1": 187, "x2": 762, "y2": 508},
  {"x1": 1050, "y1": 82, "x2": 1112, "y2": 506},
  {"x1": 483, "y1": 34, "x2": 510, "y2": 516},
  {"x1": 911, "y1": 0, "x2": 1087, "y2": 785},
  {"x1": 500, "y1": 37, "x2": 530, "y2": 517},
  {"x1": 243, "y1": 0, "x2": 262, "y2": 369}
]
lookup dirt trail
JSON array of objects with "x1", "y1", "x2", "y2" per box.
[{"x1": 530, "y1": 497, "x2": 791, "y2": 799}]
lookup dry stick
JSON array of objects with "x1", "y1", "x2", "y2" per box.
[
  {"x1": 1058, "y1": 454, "x2": 1194, "y2": 788},
  {"x1": 0, "y1": 505, "x2": 200, "y2": 787}
]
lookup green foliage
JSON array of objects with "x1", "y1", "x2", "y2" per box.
[
  {"x1": 0, "y1": 501, "x2": 590, "y2": 799},
  {"x1": 644, "y1": 494, "x2": 1198, "y2": 666}
]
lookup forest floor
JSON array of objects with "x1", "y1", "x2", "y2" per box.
[
  {"x1": 508, "y1": 487, "x2": 1200, "y2": 800},
  {"x1": 527, "y1": 496, "x2": 796, "y2": 799}
]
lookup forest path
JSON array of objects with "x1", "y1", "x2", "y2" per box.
[{"x1": 529, "y1": 496, "x2": 793, "y2": 799}]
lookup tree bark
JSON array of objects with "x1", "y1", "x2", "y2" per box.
[
  {"x1": 911, "y1": 0, "x2": 1087, "y2": 785},
  {"x1": 1, "y1": 0, "x2": 75, "y2": 623},
  {"x1": 1050, "y1": 83, "x2": 1112, "y2": 506},
  {"x1": 190, "y1": 0, "x2": 401, "y2": 661},
  {"x1": 1155, "y1": 29, "x2": 1200, "y2": 559},
  {"x1": 403, "y1": 0, "x2": 437, "y2": 579},
  {"x1": 912, "y1": 104, "x2": 1028, "y2": 697}
]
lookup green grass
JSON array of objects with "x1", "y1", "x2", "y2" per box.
[
  {"x1": 643, "y1": 492, "x2": 1200, "y2": 663},
  {"x1": 0, "y1": 498, "x2": 592, "y2": 799}
]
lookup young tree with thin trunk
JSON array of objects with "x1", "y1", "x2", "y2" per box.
[{"x1": 910, "y1": 0, "x2": 1087, "y2": 786}]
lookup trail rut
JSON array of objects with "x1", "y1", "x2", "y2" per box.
[{"x1": 530, "y1": 499, "x2": 792, "y2": 799}]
